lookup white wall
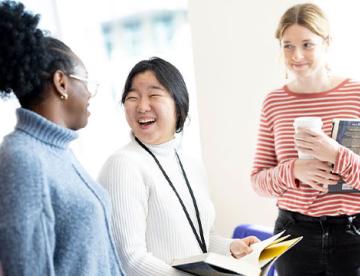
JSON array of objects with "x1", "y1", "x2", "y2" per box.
[{"x1": 188, "y1": 0, "x2": 360, "y2": 237}]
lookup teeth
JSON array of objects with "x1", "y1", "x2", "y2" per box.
[{"x1": 138, "y1": 119, "x2": 155, "y2": 124}]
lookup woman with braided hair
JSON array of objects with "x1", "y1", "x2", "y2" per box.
[{"x1": 0, "y1": 1, "x2": 124, "y2": 275}]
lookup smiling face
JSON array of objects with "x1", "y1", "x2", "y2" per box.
[
  {"x1": 124, "y1": 70, "x2": 177, "y2": 145},
  {"x1": 281, "y1": 24, "x2": 328, "y2": 79}
]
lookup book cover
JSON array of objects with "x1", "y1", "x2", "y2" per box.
[
  {"x1": 330, "y1": 119, "x2": 360, "y2": 193},
  {"x1": 171, "y1": 231, "x2": 302, "y2": 276}
]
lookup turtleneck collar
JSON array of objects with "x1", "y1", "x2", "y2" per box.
[
  {"x1": 15, "y1": 108, "x2": 78, "y2": 149},
  {"x1": 131, "y1": 133, "x2": 181, "y2": 157}
]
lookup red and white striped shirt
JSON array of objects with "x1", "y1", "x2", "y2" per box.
[{"x1": 251, "y1": 79, "x2": 360, "y2": 217}]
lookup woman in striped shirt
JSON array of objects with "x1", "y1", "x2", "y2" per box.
[{"x1": 251, "y1": 3, "x2": 360, "y2": 276}]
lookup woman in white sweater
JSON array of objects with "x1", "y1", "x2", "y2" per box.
[{"x1": 98, "y1": 57, "x2": 258, "y2": 275}]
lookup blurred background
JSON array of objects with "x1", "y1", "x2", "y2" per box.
[
  {"x1": 1, "y1": 0, "x2": 360, "y2": 237},
  {"x1": 0, "y1": 0, "x2": 200, "y2": 174}
]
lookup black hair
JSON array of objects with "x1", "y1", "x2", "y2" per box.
[
  {"x1": 122, "y1": 57, "x2": 189, "y2": 133},
  {"x1": 0, "y1": 1, "x2": 78, "y2": 107}
]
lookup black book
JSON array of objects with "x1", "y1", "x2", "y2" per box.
[{"x1": 330, "y1": 119, "x2": 360, "y2": 193}]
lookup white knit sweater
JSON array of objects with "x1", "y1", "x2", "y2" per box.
[{"x1": 98, "y1": 137, "x2": 233, "y2": 276}]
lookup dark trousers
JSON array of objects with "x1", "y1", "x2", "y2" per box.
[{"x1": 274, "y1": 209, "x2": 360, "y2": 276}]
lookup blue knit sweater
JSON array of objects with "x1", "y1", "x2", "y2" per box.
[{"x1": 0, "y1": 108, "x2": 124, "y2": 276}]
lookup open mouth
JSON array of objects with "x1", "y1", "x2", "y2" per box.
[{"x1": 138, "y1": 118, "x2": 156, "y2": 126}]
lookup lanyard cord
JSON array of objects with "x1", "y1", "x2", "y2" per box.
[{"x1": 135, "y1": 137, "x2": 207, "y2": 253}]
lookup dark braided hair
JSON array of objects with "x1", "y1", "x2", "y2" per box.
[{"x1": 0, "y1": 1, "x2": 79, "y2": 108}]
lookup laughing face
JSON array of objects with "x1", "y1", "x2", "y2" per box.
[
  {"x1": 124, "y1": 70, "x2": 177, "y2": 145},
  {"x1": 281, "y1": 24, "x2": 328, "y2": 79}
]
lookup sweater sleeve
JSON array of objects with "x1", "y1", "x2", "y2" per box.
[
  {"x1": 98, "y1": 155, "x2": 191, "y2": 276},
  {"x1": 186, "y1": 158, "x2": 233, "y2": 256},
  {"x1": 0, "y1": 148, "x2": 55, "y2": 276},
  {"x1": 209, "y1": 229, "x2": 233, "y2": 256},
  {"x1": 332, "y1": 145, "x2": 360, "y2": 190},
  {"x1": 250, "y1": 103, "x2": 298, "y2": 197}
]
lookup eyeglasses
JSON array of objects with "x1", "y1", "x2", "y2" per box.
[{"x1": 69, "y1": 74, "x2": 99, "y2": 98}]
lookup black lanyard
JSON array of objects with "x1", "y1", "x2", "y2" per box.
[{"x1": 135, "y1": 137, "x2": 207, "y2": 253}]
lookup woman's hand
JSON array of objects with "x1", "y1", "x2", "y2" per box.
[
  {"x1": 294, "y1": 128, "x2": 340, "y2": 164},
  {"x1": 230, "y1": 236, "x2": 260, "y2": 259},
  {"x1": 294, "y1": 159, "x2": 341, "y2": 192}
]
